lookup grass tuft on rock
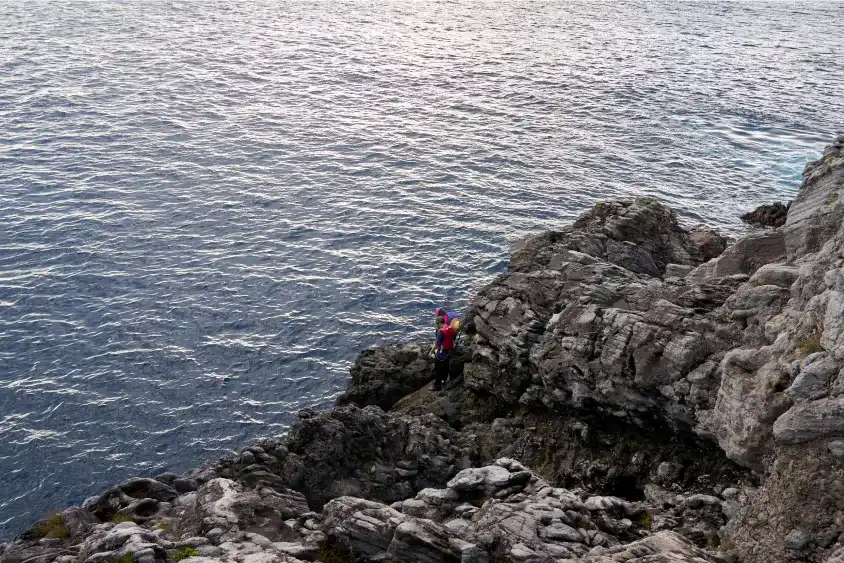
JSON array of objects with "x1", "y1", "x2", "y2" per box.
[
  {"x1": 316, "y1": 542, "x2": 353, "y2": 563},
  {"x1": 638, "y1": 511, "x2": 653, "y2": 529},
  {"x1": 153, "y1": 519, "x2": 174, "y2": 534},
  {"x1": 111, "y1": 514, "x2": 134, "y2": 524},
  {"x1": 116, "y1": 554, "x2": 134, "y2": 563},
  {"x1": 173, "y1": 547, "x2": 198, "y2": 562},
  {"x1": 799, "y1": 337, "x2": 823, "y2": 356},
  {"x1": 31, "y1": 511, "x2": 70, "y2": 539}
]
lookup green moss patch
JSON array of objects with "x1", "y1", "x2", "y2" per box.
[
  {"x1": 173, "y1": 547, "x2": 199, "y2": 562},
  {"x1": 799, "y1": 337, "x2": 823, "y2": 356},
  {"x1": 111, "y1": 514, "x2": 134, "y2": 524},
  {"x1": 638, "y1": 511, "x2": 653, "y2": 529}
]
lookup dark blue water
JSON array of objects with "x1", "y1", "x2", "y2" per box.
[{"x1": 1, "y1": 0, "x2": 842, "y2": 538}]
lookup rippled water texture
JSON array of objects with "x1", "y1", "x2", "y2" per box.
[{"x1": 1, "y1": 0, "x2": 842, "y2": 537}]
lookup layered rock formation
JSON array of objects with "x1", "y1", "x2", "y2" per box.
[{"x1": 3, "y1": 136, "x2": 844, "y2": 563}]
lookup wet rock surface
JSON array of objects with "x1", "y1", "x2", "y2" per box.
[{"x1": 5, "y1": 136, "x2": 844, "y2": 563}]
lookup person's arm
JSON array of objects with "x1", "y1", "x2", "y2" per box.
[{"x1": 431, "y1": 329, "x2": 443, "y2": 353}]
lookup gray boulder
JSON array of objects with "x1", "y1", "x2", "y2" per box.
[
  {"x1": 447, "y1": 466, "x2": 513, "y2": 496},
  {"x1": 184, "y1": 478, "x2": 308, "y2": 542},
  {"x1": 322, "y1": 496, "x2": 406, "y2": 558},
  {"x1": 388, "y1": 520, "x2": 462, "y2": 563},
  {"x1": 688, "y1": 231, "x2": 787, "y2": 280},
  {"x1": 773, "y1": 397, "x2": 844, "y2": 444},
  {"x1": 84, "y1": 478, "x2": 178, "y2": 521}
]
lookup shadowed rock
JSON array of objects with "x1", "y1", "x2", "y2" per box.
[
  {"x1": 741, "y1": 201, "x2": 790, "y2": 228},
  {"x1": 335, "y1": 342, "x2": 433, "y2": 411}
]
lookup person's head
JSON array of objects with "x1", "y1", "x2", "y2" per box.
[
  {"x1": 435, "y1": 307, "x2": 445, "y2": 317},
  {"x1": 436, "y1": 316, "x2": 446, "y2": 328}
]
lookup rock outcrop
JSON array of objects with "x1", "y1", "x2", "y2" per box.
[
  {"x1": 334, "y1": 343, "x2": 434, "y2": 411},
  {"x1": 741, "y1": 202, "x2": 790, "y2": 228},
  {"x1": 5, "y1": 136, "x2": 844, "y2": 563}
]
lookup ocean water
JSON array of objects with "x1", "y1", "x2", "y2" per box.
[{"x1": 1, "y1": 0, "x2": 842, "y2": 538}]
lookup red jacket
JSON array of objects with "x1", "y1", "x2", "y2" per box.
[{"x1": 440, "y1": 325, "x2": 455, "y2": 350}]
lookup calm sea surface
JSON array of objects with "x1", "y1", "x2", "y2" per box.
[{"x1": 1, "y1": 0, "x2": 842, "y2": 538}]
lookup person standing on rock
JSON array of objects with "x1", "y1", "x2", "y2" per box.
[{"x1": 431, "y1": 316, "x2": 454, "y2": 391}]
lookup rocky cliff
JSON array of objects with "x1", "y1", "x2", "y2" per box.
[{"x1": 3, "y1": 136, "x2": 844, "y2": 563}]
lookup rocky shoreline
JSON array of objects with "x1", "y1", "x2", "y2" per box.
[{"x1": 3, "y1": 135, "x2": 844, "y2": 563}]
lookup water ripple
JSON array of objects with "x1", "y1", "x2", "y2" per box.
[{"x1": 1, "y1": 0, "x2": 843, "y2": 539}]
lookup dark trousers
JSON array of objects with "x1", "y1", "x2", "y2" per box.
[{"x1": 434, "y1": 354, "x2": 450, "y2": 387}]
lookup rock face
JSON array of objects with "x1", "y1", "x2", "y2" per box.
[
  {"x1": 344, "y1": 138, "x2": 844, "y2": 563},
  {"x1": 785, "y1": 136, "x2": 844, "y2": 259},
  {"x1": 195, "y1": 405, "x2": 479, "y2": 512},
  {"x1": 5, "y1": 136, "x2": 844, "y2": 563},
  {"x1": 464, "y1": 197, "x2": 750, "y2": 437}
]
